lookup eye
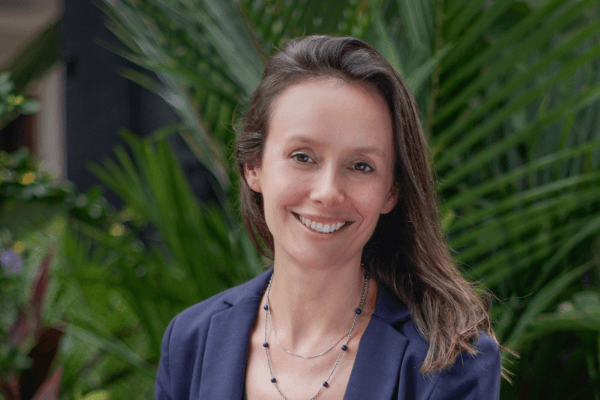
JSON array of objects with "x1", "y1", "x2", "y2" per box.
[
  {"x1": 291, "y1": 152, "x2": 313, "y2": 163},
  {"x1": 352, "y1": 162, "x2": 374, "y2": 173}
]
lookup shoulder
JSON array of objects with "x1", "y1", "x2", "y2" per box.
[
  {"x1": 155, "y1": 269, "x2": 271, "y2": 400},
  {"x1": 400, "y1": 321, "x2": 501, "y2": 400},
  {"x1": 165, "y1": 286, "x2": 233, "y2": 342},
  {"x1": 431, "y1": 332, "x2": 501, "y2": 399},
  {"x1": 371, "y1": 286, "x2": 501, "y2": 399},
  {"x1": 164, "y1": 270, "x2": 270, "y2": 344},
  {"x1": 157, "y1": 282, "x2": 245, "y2": 373}
]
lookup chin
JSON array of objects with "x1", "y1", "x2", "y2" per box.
[{"x1": 286, "y1": 245, "x2": 360, "y2": 271}]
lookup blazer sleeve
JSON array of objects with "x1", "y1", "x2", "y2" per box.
[
  {"x1": 428, "y1": 335, "x2": 502, "y2": 400},
  {"x1": 155, "y1": 317, "x2": 176, "y2": 400}
]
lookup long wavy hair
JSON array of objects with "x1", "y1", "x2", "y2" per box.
[{"x1": 235, "y1": 35, "x2": 512, "y2": 378}]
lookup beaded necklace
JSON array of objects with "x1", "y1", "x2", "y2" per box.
[{"x1": 262, "y1": 272, "x2": 370, "y2": 400}]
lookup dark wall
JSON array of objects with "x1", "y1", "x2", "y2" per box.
[
  {"x1": 64, "y1": 0, "x2": 218, "y2": 209},
  {"x1": 0, "y1": 114, "x2": 34, "y2": 152}
]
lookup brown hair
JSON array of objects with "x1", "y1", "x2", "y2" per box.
[{"x1": 235, "y1": 35, "x2": 511, "y2": 378}]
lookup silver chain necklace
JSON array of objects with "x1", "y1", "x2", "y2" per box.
[
  {"x1": 270, "y1": 310, "x2": 350, "y2": 359},
  {"x1": 262, "y1": 272, "x2": 370, "y2": 400}
]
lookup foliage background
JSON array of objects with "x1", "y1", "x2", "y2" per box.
[{"x1": 1, "y1": 0, "x2": 600, "y2": 399}]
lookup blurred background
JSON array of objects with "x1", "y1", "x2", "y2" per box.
[{"x1": 1, "y1": 0, "x2": 599, "y2": 399}]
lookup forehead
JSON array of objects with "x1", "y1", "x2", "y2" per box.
[{"x1": 266, "y1": 78, "x2": 394, "y2": 154}]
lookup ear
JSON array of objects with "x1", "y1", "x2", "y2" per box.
[
  {"x1": 244, "y1": 162, "x2": 263, "y2": 193},
  {"x1": 381, "y1": 184, "x2": 399, "y2": 215}
]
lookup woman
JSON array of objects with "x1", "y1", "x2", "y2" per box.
[{"x1": 155, "y1": 35, "x2": 507, "y2": 400}]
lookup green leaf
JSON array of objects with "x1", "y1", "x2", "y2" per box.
[
  {"x1": 65, "y1": 323, "x2": 155, "y2": 380},
  {"x1": 369, "y1": 0, "x2": 404, "y2": 76},
  {"x1": 200, "y1": 0, "x2": 264, "y2": 96},
  {"x1": 395, "y1": 0, "x2": 433, "y2": 54},
  {"x1": 439, "y1": 0, "x2": 578, "y2": 98},
  {"x1": 437, "y1": 82, "x2": 600, "y2": 188},
  {"x1": 79, "y1": 390, "x2": 110, "y2": 400},
  {"x1": 446, "y1": 172, "x2": 600, "y2": 231},
  {"x1": 406, "y1": 44, "x2": 451, "y2": 97},
  {"x1": 533, "y1": 214, "x2": 600, "y2": 291},
  {"x1": 507, "y1": 261, "x2": 593, "y2": 347},
  {"x1": 443, "y1": 0, "x2": 514, "y2": 65},
  {"x1": 442, "y1": 139, "x2": 600, "y2": 210},
  {"x1": 19, "y1": 100, "x2": 40, "y2": 115},
  {"x1": 434, "y1": 21, "x2": 600, "y2": 156}
]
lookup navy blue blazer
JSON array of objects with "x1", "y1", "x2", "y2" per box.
[{"x1": 155, "y1": 269, "x2": 501, "y2": 399}]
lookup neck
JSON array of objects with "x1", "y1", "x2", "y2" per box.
[{"x1": 266, "y1": 256, "x2": 374, "y2": 353}]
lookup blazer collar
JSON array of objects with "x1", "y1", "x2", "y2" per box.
[
  {"x1": 372, "y1": 283, "x2": 411, "y2": 325},
  {"x1": 200, "y1": 268, "x2": 411, "y2": 399},
  {"x1": 221, "y1": 267, "x2": 273, "y2": 307}
]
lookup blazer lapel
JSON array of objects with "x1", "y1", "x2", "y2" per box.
[
  {"x1": 198, "y1": 269, "x2": 272, "y2": 400},
  {"x1": 344, "y1": 286, "x2": 411, "y2": 400}
]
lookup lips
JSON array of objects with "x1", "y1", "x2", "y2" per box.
[{"x1": 292, "y1": 212, "x2": 351, "y2": 234}]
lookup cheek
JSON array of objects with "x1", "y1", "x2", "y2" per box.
[
  {"x1": 271, "y1": 164, "x2": 310, "y2": 194},
  {"x1": 262, "y1": 168, "x2": 308, "y2": 217},
  {"x1": 354, "y1": 182, "x2": 389, "y2": 213}
]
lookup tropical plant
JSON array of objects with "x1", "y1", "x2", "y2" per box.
[
  {"x1": 55, "y1": 0, "x2": 600, "y2": 399},
  {"x1": 0, "y1": 145, "x2": 136, "y2": 400},
  {"x1": 0, "y1": 73, "x2": 39, "y2": 132},
  {"x1": 0, "y1": 215, "x2": 111, "y2": 400},
  {"x1": 0, "y1": 247, "x2": 65, "y2": 400}
]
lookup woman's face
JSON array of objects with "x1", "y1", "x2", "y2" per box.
[{"x1": 245, "y1": 78, "x2": 397, "y2": 269}]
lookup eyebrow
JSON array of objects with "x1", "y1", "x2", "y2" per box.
[{"x1": 287, "y1": 134, "x2": 387, "y2": 157}]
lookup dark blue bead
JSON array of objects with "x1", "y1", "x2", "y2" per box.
[
  {"x1": 271, "y1": 378, "x2": 277, "y2": 383},
  {"x1": 364, "y1": 273, "x2": 370, "y2": 279},
  {"x1": 341, "y1": 345, "x2": 347, "y2": 351},
  {"x1": 323, "y1": 382, "x2": 329, "y2": 387},
  {"x1": 264, "y1": 304, "x2": 269, "y2": 310},
  {"x1": 263, "y1": 342, "x2": 269, "y2": 347},
  {"x1": 355, "y1": 308, "x2": 361, "y2": 314}
]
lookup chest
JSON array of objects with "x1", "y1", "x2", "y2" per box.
[{"x1": 244, "y1": 317, "x2": 369, "y2": 400}]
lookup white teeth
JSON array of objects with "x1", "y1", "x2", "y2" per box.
[{"x1": 297, "y1": 214, "x2": 346, "y2": 233}]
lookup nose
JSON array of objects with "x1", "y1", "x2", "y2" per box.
[{"x1": 309, "y1": 165, "x2": 345, "y2": 207}]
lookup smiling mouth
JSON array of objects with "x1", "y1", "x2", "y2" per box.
[{"x1": 293, "y1": 212, "x2": 350, "y2": 234}]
